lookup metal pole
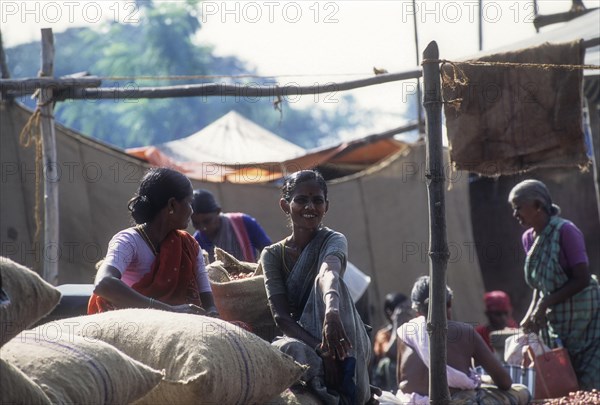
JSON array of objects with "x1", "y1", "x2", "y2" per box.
[
  {"x1": 533, "y1": 0, "x2": 540, "y2": 32},
  {"x1": 412, "y1": 0, "x2": 424, "y2": 132},
  {"x1": 478, "y1": 0, "x2": 483, "y2": 50}
]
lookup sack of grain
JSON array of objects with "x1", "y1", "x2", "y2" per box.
[
  {"x1": 265, "y1": 387, "x2": 322, "y2": 405},
  {"x1": 215, "y1": 247, "x2": 258, "y2": 276},
  {"x1": 2, "y1": 331, "x2": 163, "y2": 404},
  {"x1": 52, "y1": 309, "x2": 305, "y2": 405},
  {"x1": 207, "y1": 249, "x2": 279, "y2": 341},
  {"x1": 206, "y1": 261, "x2": 231, "y2": 282},
  {"x1": 0, "y1": 257, "x2": 61, "y2": 346},
  {"x1": 0, "y1": 359, "x2": 51, "y2": 405}
]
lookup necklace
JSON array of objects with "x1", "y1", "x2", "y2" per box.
[
  {"x1": 281, "y1": 240, "x2": 291, "y2": 274},
  {"x1": 136, "y1": 224, "x2": 158, "y2": 256},
  {"x1": 281, "y1": 238, "x2": 300, "y2": 274}
]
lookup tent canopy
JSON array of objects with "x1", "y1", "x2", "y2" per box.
[
  {"x1": 128, "y1": 110, "x2": 306, "y2": 166},
  {"x1": 127, "y1": 110, "x2": 410, "y2": 183}
]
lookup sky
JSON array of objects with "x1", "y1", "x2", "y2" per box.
[{"x1": 0, "y1": 0, "x2": 594, "y2": 138}]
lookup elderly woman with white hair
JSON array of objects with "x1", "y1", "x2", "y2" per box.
[{"x1": 508, "y1": 179, "x2": 600, "y2": 390}]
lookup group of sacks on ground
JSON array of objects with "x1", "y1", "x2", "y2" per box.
[{"x1": 0, "y1": 249, "x2": 318, "y2": 405}]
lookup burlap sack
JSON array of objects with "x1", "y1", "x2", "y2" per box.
[
  {"x1": 442, "y1": 40, "x2": 588, "y2": 175},
  {"x1": 0, "y1": 359, "x2": 51, "y2": 405},
  {"x1": 215, "y1": 247, "x2": 258, "y2": 274},
  {"x1": 1, "y1": 331, "x2": 163, "y2": 404},
  {"x1": 0, "y1": 257, "x2": 61, "y2": 346},
  {"x1": 265, "y1": 387, "x2": 322, "y2": 405},
  {"x1": 207, "y1": 249, "x2": 279, "y2": 341},
  {"x1": 206, "y1": 261, "x2": 231, "y2": 282},
  {"x1": 52, "y1": 309, "x2": 305, "y2": 405}
]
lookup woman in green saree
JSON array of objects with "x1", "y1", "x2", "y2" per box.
[
  {"x1": 509, "y1": 179, "x2": 600, "y2": 390},
  {"x1": 261, "y1": 170, "x2": 374, "y2": 404}
]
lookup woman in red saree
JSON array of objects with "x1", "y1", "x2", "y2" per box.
[{"x1": 88, "y1": 168, "x2": 218, "y2": 316}]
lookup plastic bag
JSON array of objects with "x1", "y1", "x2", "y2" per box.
[{"x1": 504, "y1": 332, "x2": 550, "y2": 366}]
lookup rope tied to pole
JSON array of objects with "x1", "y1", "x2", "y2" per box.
[
  {"x1": 18, "y1": 104, "x2": 46, "y2": 240},
  {"x1": 422, "y1": 58, "x2": 468, "y2": 112},
  {"x1": 422, "y1": 58, "x2": 600, "y2": 113},
  {"x1": 421, "y1": 58, "x2": 600, "y2": 71}
]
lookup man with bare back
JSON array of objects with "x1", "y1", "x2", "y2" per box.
[{"x1": 395, "y1": 276, "x2": 530, "y2": 404}]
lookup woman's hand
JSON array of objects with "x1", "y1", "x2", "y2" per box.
[
  {"x1": 205, "y1": 307, "x2": 220, "y2": 318},
  {"x1": 170, "y1": 303, "x2": 207, "y2": 315},
  {"x1": 520, "y1": 316, "x2": 539, "y2": 334},
  {"x1": 322, "y1": 310, "x2": 351, "y2": 360},
  {"x1": 520, "y1": 301, "x2": 547, "y2": 334},
  {"x1": 530, "y1": 300, "x2": 547, "y2": 328}
]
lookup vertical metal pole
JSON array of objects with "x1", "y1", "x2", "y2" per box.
[
  {"x1": 412, "y1": 0, "x2": 424, "y2": 131},
  {"x1": 422, "y1": 41, "x2": 450, "y2": 405},
  {"x1": 533, "y1": 0, "x2": 540, "y2": 33},
  {"x1": 39, "y1": 28, "x2": 59, "y2": 285},
  {"x1": 478, "y1": 0, "x2": 483, "y2": 51}
]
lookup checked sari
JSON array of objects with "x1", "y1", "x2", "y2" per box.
[{"x1": 524, "y1": 216, "x2": 600, "y2": 389}]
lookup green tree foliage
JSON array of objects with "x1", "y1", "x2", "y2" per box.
[{"x1": 6, "y1": 0, "x2": 372, "y2": 149}]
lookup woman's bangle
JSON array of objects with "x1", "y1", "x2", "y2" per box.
[
  {"x1": 148, "y1": 297, "x2": 155, "y2": 308},
  {"x1": 315, "y1": 343, "x2": 325, "y2": 356},
  {"x1": 324, "y1": 289, "x2": 340, "y2": 298}
]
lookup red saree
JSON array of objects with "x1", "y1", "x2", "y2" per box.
[{"x1": 88, "y1": 230, "x2": 201, "y2": 314}]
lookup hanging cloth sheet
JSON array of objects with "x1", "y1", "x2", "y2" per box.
[{"x1": 442, "y1": 40, "x2": 589, "y2": 176}]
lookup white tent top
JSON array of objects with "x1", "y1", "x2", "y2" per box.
[
  {"x1": 464, "y1": 8, "x2": 599, "y2": 75},
  {"x1": 153, "y1": 111, "x2": 306, "y2": 165}
]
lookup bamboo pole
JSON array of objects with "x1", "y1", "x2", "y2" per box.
[
  {"x1": 39, "y1": 28, "x2": 59, "y2": 285},
  {"x1": 40, "y1": 68, "x2": 422, "y2": 100},
  {"x1": 422, "y1": 41, "x2": 450, "y2": 405},
  {"x1": 0, "y1": 77, "x2": 101, "y2": 97},
  {"x1": 1, "y1": 35, "x2": 598, "y2": 100}
]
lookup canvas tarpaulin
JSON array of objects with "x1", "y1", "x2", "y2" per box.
[
  {"x1": 0, "y1": 101, "x2": 486, "y2": 328},
  {"x1": 442, "y1": 40, "x2": 590, "y2": 176}
]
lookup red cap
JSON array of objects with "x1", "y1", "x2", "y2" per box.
[{"x1": 484, "y1": 290, "x2": 512, "y2": 312}]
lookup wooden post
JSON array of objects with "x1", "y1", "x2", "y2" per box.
[
  {"x1": 0, "y1": 31, "x2": 10, "y2": 79},
  {"x1": 39, "y1": 29, "x2": 59, "y2": 285},
  {"x1": 422, "y1": 41, "x2": 450, "y2": 404}
]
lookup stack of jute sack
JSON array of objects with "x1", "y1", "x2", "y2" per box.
[
  {"x1": 1, "y1": 257, "x2": 306, "y2": 404},
  {"x1": 206, "y1": 248, "x2": 280, "y2": 342}
]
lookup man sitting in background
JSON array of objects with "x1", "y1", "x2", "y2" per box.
[
  {"x1": 371, "y1": 292, "x2": 415, "y2": 392},
  {"x1": 392, "y1": 276, "x2": 530, "y2": 404},
  {"x1": 475, "y1": 290, "x2": 519, "y2": 352}
]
